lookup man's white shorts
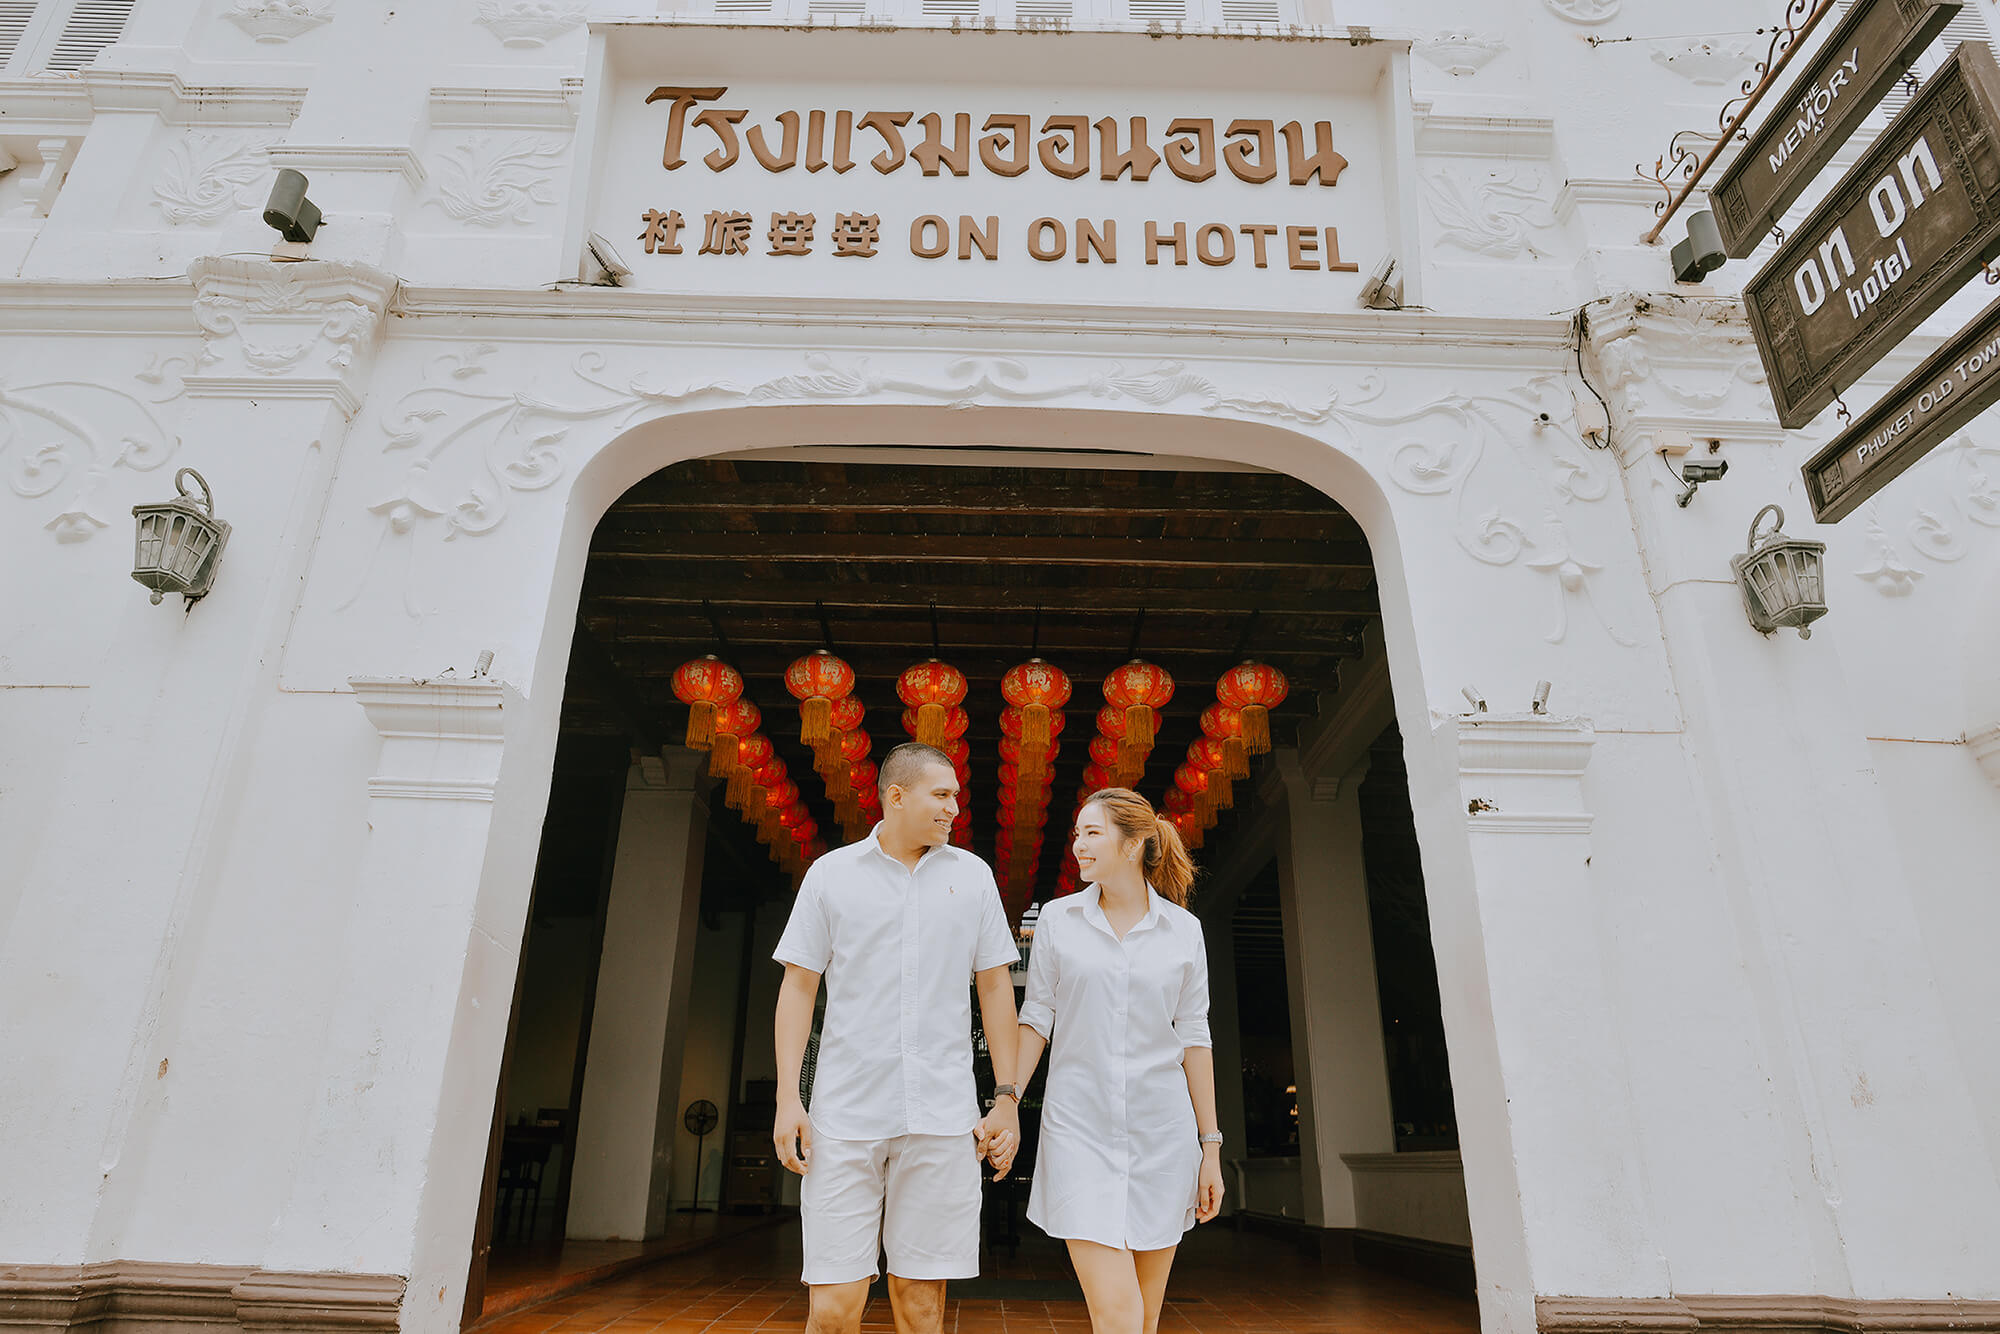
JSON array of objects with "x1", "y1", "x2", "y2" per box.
[{"x1": 799, "y1": 1132, "x2": 982, "y2": 1285}]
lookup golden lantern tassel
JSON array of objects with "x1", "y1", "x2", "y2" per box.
[
  {"x1": 1243, "y1": 703, "x2": 1271, "y2": 755},
  {"x1": 1024, "y1": 703, "x2": 1051, "y2": 751},
  {"x1": 727, "y1": 764, "x2": 754, "y2": 810},
  {"x1": 1224, "y1": 736, "x2": 1249, "y2": 780},
  {"x1": 709, "y1": 735, "x2": 738, "y2": 781},
  {"x1": 685, "y1": 701, "x2": 715, "y2": 751},
  {"x1": 1124, "y1": 704, "x2": 1155, "y2": 752},
  {"x1": 746, "y1": 786, "x2": 768, "y2": 823},
  {"x1": 916, "y1": 702, "x2": 947, "y2": 747},
  {"x1": 1212, "y1": 775, "x2": 1234, "y2": 810},
  {"x1": 800, "y1": 696, "x2": 832, "y2": 749}
]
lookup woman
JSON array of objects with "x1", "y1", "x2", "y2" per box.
[{"x1": 993, "y1": 787, "x2": 1225, "y2": 1334}]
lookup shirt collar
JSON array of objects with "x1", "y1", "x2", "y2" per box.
[
  {"x1": 867, "y1": 824, "x2": 950, "y2": 872},
  {"x1": 1082, "y1": 882, "x2": 1165, "y2": 939}
]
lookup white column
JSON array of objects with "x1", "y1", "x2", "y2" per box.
[
  {"x1": 263, "y1": 677, "x2": 515, "y2": 1293},
  {"x1": 0, "y1": 258, "x2": 394, "y2": 1264},
  {"x1": 567, "y1": 750, "x2": 711, "y2": 1241},
  {"x1": 1448, "y1": 716, "x2": 1669, "y2": 1300},
  {"x1": 1200, "y1": 908, "x2": 1249, "y2": 1165},
  {"x1": 1272, "y1": 751, "x2": 1397, "y2": 1230}
]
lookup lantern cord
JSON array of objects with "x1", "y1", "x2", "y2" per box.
[
  {"x1": 1126, "y1": 607, "x2": 1147, "y2": 660},
  {"x1": 816, "y1": 599, "x2": 836, "y2": 654},
  {"x1": 1231, "y1": 609, "x2": 1261, "y2": 661},
  {"x1": 701, "y1": 598, "x2": 736, "y2": 660},
  {"x1": 1030, "y1": 605, "x2": 1042, "y2": 656},
  {"x1": 930, "y1": 602, "x2": 942, "y2": 657}
]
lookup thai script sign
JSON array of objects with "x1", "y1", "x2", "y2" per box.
[
  {"x1": 1745, "y1": 42, "x2": 2000, "y2": 429},
  {"x1": 1801, "y1": 288, "x2": 2000, "y2": 519},
  {"x1": 1713, "y1": 0, "x2": 1960, "y2": 258}
]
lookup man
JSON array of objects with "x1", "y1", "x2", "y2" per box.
[{"x1": 773, "y1": 741, "x2": 1023, "y2": 1334}]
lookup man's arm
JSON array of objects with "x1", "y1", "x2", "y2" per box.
[
  {"x1": 973, "y1": 964, "x2": 1021, "y2": 1161},
  {"x1": 773, "y1": 962, "x2": 821, "y2": 1174}
]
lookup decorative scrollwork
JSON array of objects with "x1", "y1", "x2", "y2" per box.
[{"x1": 1634, "y1": 0, "x2": 1836, "y2": 232}]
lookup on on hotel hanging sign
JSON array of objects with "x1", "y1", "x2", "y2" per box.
[{"x1": 1746, "y1": 42, "x2": 2000, "y2": 430}]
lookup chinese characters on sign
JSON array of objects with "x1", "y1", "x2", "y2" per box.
[
  {"x1": 633, "y1": 86, "x2": 1365, "y2": 276},
  {"x1": 640, "y1": 210, "x2": 1363, "y2": 270}
]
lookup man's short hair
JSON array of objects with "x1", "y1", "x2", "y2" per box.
[{"x1": 879, "y1": 742, "x2": 954, "y2": 799}]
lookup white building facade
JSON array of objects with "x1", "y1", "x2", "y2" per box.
[{"x1": 3, "y1": 2, "x2": 1999, "y2": 1333}]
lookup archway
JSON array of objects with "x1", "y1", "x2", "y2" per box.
[{"x1": 433, "y1": 403, "x2": 1524, "y2": 1331}]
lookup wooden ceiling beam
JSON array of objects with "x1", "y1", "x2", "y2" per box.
[{"x1": 584, "y1": 584, "x2": 1380, "y2": 617}]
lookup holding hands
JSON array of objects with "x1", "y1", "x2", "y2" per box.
[{"x1": 975, "y1": 1095, "x2": 1021, "y2": 1180}]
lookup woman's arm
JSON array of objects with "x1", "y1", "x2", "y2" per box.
[{"x1": 1182, "y1": 1046, "x2": 1225, "y2": 1221}]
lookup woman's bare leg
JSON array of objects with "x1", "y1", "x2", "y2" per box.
[
  {"x1": 1131, "y1": 1247, "x2": 1178, "y2": 1334},
  {"x1": 1066, "y1": 1239, "x2": 1144, "y2": 1334}
]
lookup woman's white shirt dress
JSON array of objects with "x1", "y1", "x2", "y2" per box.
[{"x1": 1020, "y1": 884, "x2": 1212, "y2": 1252}]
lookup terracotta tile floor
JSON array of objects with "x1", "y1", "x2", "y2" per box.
[{"x1": 472, "y1": 1218, "x2": 1480, "y2": 1334}]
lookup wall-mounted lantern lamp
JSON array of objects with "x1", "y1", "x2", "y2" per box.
[
  {"x1": 132, "y1": 468, "x2": 230, "y2": 606},
  {"x1": 1731, "y1": 504, "x2": 1827, "y2": 639}
]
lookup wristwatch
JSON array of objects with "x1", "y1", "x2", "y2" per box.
[
  {"x1": 992, "y1": 1083, "x2": 1021, "y2": 1103},
  {"x1": 1200, "y1": 1132, "x2": 1224, "y2": 1146}
]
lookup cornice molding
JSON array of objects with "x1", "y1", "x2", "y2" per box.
[
  {"x1": 188, "y1": 257, "x2": 399, "y2": 395},
  {"x1": 1411, "y1": 102, "x2": 1556, "y2": 158},
  {"x1": 266, "y1": 144, "x2": 427, "y2": 189},
  {"x1": 428, "y1": 82, "x2": 582, "y2": 128},
  {"x1": 349, "y1": 676, "x2": 508, "y2": 742},
  {"x1": 1455, "y1": 714, "x2": 1594, "y2": 779},
  {"x1": 1339, "y1": 1150, "x2": 1464, "y2": 1174},
  {"x1": 1537, "y1": 1293, "x2": 2000, "y2": 1333},
  {"x1": 391, "y1": 286, "x2": 1577, "y2": 358},
  {"x1": 78, "y1": 71, "x2": 307, "y2": 126},
  {"x1": 0, "y1": 79, "x2": 93, "y2": 126},
  {"x1": 0, "y1": 1261, "x2": 403, "y2": 1333}
]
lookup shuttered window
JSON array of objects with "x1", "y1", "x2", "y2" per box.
[
  {"x1": 1847, "y1": 2, "x2": 1997, "y2": 134},
  {"x1": 1, "y1": 0, "x2": 132, "y2": 73},
  {"x1": 42, "y1": 0, "x2": 133, "y2": 69},
  {"x1": 0, "y1": 0, "x2": 37, "y2": 69}
]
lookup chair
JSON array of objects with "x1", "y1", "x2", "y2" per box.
[{"x1": 496, "y1": 1134, "x2": 554, "y2": 1241}]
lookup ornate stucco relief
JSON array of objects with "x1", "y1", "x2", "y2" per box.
[
  {"x1": 152, "y1": 135, "x2": 273, "y2": 226},
  {"x1": 473, "y1": 0, "x2": 587, "y2": 48},
  {"x1": 1413, "y1": 33, "x2": 1505, "y2": 78},
  {"x1": 224, "y1": 0, "x2": 335, "y2": 42},
  {"x1": 1424, "y1": 168, "x2": 1560, "y2": 260},
  {"x1": 1544, "y1": 0, "x2": 1619, "y2": 23},
  {"x1": 0, "y1": 362, "x2": 186, "y2": 543},
  {"x1": 426, "y1": 136, "x2": 568, "y2": 227}
]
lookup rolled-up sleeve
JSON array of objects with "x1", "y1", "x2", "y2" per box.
[
  {"x1": 1018, "y1": 910, "x2": 1058, "y2": 1040},
  {"x1": 972, "y1": 870, "x2": 1022, "y2": 973},
  {"x1": 772, "y1": 868, "x2": 832, "y2": 973},
  {"x1": 1172, "y1": 919, "x2": 1212, "y2": 1049}
]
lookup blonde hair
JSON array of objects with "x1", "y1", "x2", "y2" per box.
[{"x1": 1079, "y1": 787, "x2": 1197, "y2": 907}]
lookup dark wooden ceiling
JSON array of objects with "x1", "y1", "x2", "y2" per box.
[{"x1": 564, "y1": 457, "x2": 1380, "y2": 904}]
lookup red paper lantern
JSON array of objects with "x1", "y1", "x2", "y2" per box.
[
  {"x1": 1088, "y1": 734, "x2": 1122, "y2": 772},
  {"x1": 745, "y1": 758, "x2": 788, "y2": 823},
  {"x1": 897, "y1": 661, "x2": 968, "y2": 748},
  {"x1": 1215, "y1": 662, "x2": 1288, "y2": 755},
  {"x1": 708, "y1": 699, "x2": 762, "y2": 778},
  {"x1": 900, "y1": 704, "x2": 969, "y2": 744},
  {"x1": 1002, "y1": 658, "x2": 1071, "y2": 763},
  {"x1": 786, "y1": 650, "x2": 856, "y2": 752},
  {"x1": 1174, "y1": 762, "x2": 1214, "y2": 827},
  {"x1": 1199, "y1": 702, "x2": 1252, "y2": 780},
  {"x1": 671, "y1": 656, "x2": 744, "y2": 751},
  {"x1": 829, "y1": 696, "x2": 866, "y2": 736},
  {"x1": 726, "y1": 731, "x2": 773, "y2": 807},
  {"x1": 1080, "y1": 762, "x2": 1112, "y2": 797},
  {"x1": 1001, "y1": 705, "x2": 1068, "y2": 743},
  {"x1": 1103, "y1": 660, "x2": 1174, "y2": 753},
  {"x1": 1187, "y1": 735, "x2": 1234, "y2": 810}
]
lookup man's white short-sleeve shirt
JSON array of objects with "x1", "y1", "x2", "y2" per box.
[{"x1": 774, "y1": 827, "x2": 1020, "y2": 1141}]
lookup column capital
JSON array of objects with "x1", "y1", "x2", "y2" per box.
[
  {"x1": 349, "y1": 675, "x2": 514, "y2": 801},
  {"x1": 632, "y1": 748, "x2": 709, "y2": 796},
  {"x1": 1451, "y1": 713, "x2": 1595, "y2": 836},
  {"x1": 186, "y1": 257, "x2": 399, "y2": 417},
  {"x1": 1579, "y1": 290, "x2": 1785, "y2": 468}
]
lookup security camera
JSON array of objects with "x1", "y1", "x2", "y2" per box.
[
  {"x1": 584, "y1": 232, "x2": 631, "y2": 287},
  {"x1": 1358, "y1": 254, "x2": 1402, "y2": 310},
  {"x1": 1675, "y1": 458, "x2": 1728, "y2": 507},
  {"x1": 1531, "y1": 681, "x2": 1552, "y2": 714},
  {"x1": 263, "y1": 169, "x2": 322, "y2": 243},
  {"x1": 1461, "y1": 685, "x2": 1487, "y2": 714},
  {"x1": 1671, "y1": 209, "x2": 1726, "y2": 284}
]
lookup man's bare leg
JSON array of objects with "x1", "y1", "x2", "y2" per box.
[
  {"x1": 1132, "y1": 1247, "x2": 1179, "y2": 1334},
  {"x1": 884, "y1": 1275, "x2": 946, "y2": 1334},
  {"x1": 807, "y1": 1280, "x2": 870, "y2": 1334}
]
